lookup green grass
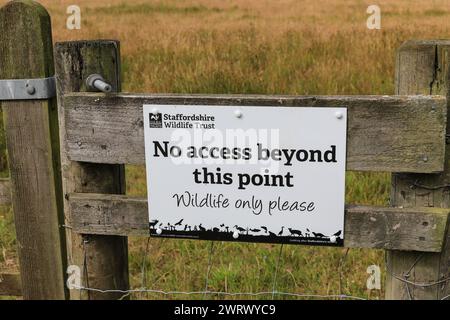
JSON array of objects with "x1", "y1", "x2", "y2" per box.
[{"x1": 0, "y1": 206, "x2": 17, "y2": 272}]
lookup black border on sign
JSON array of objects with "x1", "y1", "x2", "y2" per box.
[{"x1": 149, "y1": 229, "x2": 344, "y2": 247}]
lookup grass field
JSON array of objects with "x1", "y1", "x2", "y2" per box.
[{"x1": 2, "y1": 0, "x2": 450, "y2": 299}]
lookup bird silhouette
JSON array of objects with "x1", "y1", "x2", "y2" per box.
[
  {"x1": 278, "y1": 226, "x2": 285, "y2": 236},
  {"x1": 268, "y1": 231, "x2": 277, "y2": 237},
  {"x1": 261, "y1": 226, "x2": 268, "y2": 233},
  {"x1": 333, "y1": 230, "x2": 342, "y2": 237},
  {"x1": 288, "y1": 228, "x2": 303, "y2": 237},
  {"x1": 250, "y1": 228, "x2": 261, "y2": 233},
  {"x1": 149, "y1": 219, "x2": 159, "y2": 228},
  {"x1": 198, "y1": 224, "x2": 206, "y2": 232},
  {"x1": 220, "y1": 224, "x2": 225, "y2": 227},
  {"x1": 184, "y1": 224, "x2": 189, "y2": 231},
  {"x1": 234, "y1": 225, "x2": 246, "y2": 233},
  {"x1": 174, "y1": 219, "x2": 184, "y2": 226},
  {"x1": 212, "y1": 227, "x2": 220, "y2": 232}
]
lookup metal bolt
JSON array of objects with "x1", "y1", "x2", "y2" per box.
[
  {"x1": 86, "y1": 74, "x2": 112, "y2": 93},
  {"x1": 232, "y1": 231, "x2": 239, "y2": 239},
  {"x1": 156, "y1": 228, "x2": 162, "y2": 235},
  {"x1": 152, "y1": 108, "x2": 159, "y2": 115},
  {"x1": 234, "y1": 109, "x2": 243, "y2": 119},
  {"x1": 330, "y1": 236, "x2": 337, "y2": 243},
  {"x1": 335, "y1": 111, "x2": 343, "y2": 119},
  {"x1": 26, "y1": 83, "x2": 35, "y2": 95}
]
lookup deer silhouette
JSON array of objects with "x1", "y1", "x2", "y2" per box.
[{"x1": 312, "y1": 232, "x2": 326, "y2": 238}]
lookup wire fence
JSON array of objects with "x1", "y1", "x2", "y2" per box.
[{"x1": 76, "y1": 238, "x2": 450, "y2": 301}]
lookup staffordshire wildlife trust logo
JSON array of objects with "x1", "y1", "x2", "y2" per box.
[{"x1": 149, "y1": 112, "x2": 163, "y2": 128}]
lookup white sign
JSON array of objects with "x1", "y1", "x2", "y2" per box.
[{"x1": 143, "y1": 105, "x2": 347, "y2": 246}]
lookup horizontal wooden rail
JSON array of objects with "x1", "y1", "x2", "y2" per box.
[
  {"x1": 63, "y1": 93, "x2": 446, "y2": 173},
  {"x1": 0, "y1": 178, "x2": 11, "y2": 206},
  {"x1": 0, "y1": 273, "x2": 22, "y2": 296},
  {"x1": 69, "y1": 193, "x2": 449, "y2": 253}
]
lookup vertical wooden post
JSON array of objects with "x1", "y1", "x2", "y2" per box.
[
  {"x1": 54, "y1": 41, "x2": 129, "y2": 300},
  {"x1": 387, "y1": 40, "x2": 450, "y2": 300},
  {"x1": 0, "y1": 1, "x2": 67, "y2": 299}
]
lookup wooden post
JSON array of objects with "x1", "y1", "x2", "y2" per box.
[
  {"x1": 54, "y1": 41, "x2": 129, "y2": 300},
  {"x1": 0, "y1": 1, "x2": 67, "y2": 299},
  {"x1": 387, "y1": 40, "x2": 450, "y2": 300}
]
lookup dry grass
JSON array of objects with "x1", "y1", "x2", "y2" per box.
[{"x1": 1, "y1": 0, "x2": 449, "y2": 299}]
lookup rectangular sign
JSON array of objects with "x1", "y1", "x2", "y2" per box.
[{"x1": 144, "y1": 105, "x2": 347, "y2": 246}]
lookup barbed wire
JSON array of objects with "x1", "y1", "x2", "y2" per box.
[
  {"x1": 71, "y1": 285, "x2": 367, "y2": 300},
  {"x1": 271, "y1": 244, "x2": 284, "y2": 300},
  {"x1": 76, "y1": 239, "x2": 368, "y2": 300},
  {"x1": 203, "y1": 241, "x2": 216, "y2": 300},
  {"x1": 384, "y1": 252, "x2": 450, "y2": 300},
  {"x1": 76, "y1": 235, "x2": 450, "y2": 301}
]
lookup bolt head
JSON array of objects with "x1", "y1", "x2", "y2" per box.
[
  {"x1": 156, "y1": 228, "x2": 162, "y2": 235},
  {"x1": 330, "y1": 236, "x2": 337, "y2": 243},
  {"x1": 232, "y1": 231, "x2": 239, "y2": 239},
  {"x1": 335, "y1": 111, "x2": 343, "y2": 119},
  {"x1": 152, "y1": 108, "x2": 159, "y2": 115},
  {"x1": 234, "y1": 109, "x2": 243, "y2": 119},
  {"x1": 26, "y1": 84, "x2": 36, "y2": 95}
]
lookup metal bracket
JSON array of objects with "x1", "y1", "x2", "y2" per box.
[{"x1": 0, "y1": 76, "x2": 56, "y2": 101}]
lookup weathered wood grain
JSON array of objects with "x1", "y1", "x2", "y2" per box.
[
  {"x1": 55, "y1": 40, "x2": 129, "y2": 300},
  {"x1": 0, "y1": 0, "x2": 67, "y2": 300},
  {"x1": 0, "y1": 178, "x2": 11, "y2": 205},
  {"x1": 68, "y1": 193, "x2": 449, "y2": 253},
  {"x1": 0, "y1": 273, "x2": 22, "y2": 296},
  {"x1": 63, "y1": 93, "x2": 447, "y2": 173},
  {"x1": 387, "y1": 40, "x2": 450, "y2": 300}
]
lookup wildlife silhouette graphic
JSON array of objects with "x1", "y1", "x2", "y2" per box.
[{"x1": 148, "y1": 218, "x2": 343, "y2": 246}]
